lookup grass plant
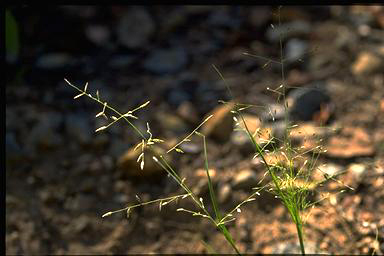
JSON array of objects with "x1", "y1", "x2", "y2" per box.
[{"x1": 64, "y1": 7, "x2": 353, "y2": 255}]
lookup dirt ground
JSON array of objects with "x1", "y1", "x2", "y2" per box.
[{"x1": 6, "y1": 6, "x2": 384, "y2": 254}]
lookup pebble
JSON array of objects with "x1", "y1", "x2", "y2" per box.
[
  {"x1": 284, "y1": 38, "x2": 308, "y2": 63},
  {"x1": 266, "y1": 20, "x2": 311, "y2": 42},
  {"x1": 261, "y1": 103, "x2": 286, "y2": 123},
  {"x1": 117, "y1": 144, "x2": 171, "y2": 178},
  {"x1": 218, "y1": 183, "x2": 232, "y2": 203},
  {"x1": 351, "y1": 51, "x2": 382, "y2": 75},
  {"x1": 35, "y1": 53, "x2": 74, "y2": 69},
  {"x1": 156, "y1": 112, "x2": 190, "y2": 136},
  {"x1": 201, "y1": 102, "x2": 234, "y2": 142},
  {"x1": 143, "y1": 47, "x2": 188, "y2": 75},
  {"x1": 6, "y1": 132, "x2": 24, "y2": 164},
  {"x1": 347, "y1": 163, "x2": 367, "y2": 180},
  {"x1": 231, "y1": 169, "x2": 259, "y2": 190},
  {"x1": 65, "y1": 113, "x2": 93, "y2": 145},
  {"x1": 176, "y1": 101, "x2": 200, "y2": 124},
  {"x1": 117, "y1": 7, "x2": 154, "y2": 48},
  {"x1": 287, "y1": 84, "x2": 331, "y2": 122},
  {"x1": 84, "y1": 25, "x2": 110, "y2": 47},
  {"x1": 325, "y1": 127, "x2": 375, "y2": 158}
]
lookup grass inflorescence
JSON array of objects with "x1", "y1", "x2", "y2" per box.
[{"x1": 65, "y1": 7, "x2": 354, "y2": 255}]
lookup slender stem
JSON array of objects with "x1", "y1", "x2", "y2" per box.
[{"x1": 295, "y1": 218, "x2": 305, "y2": 255}]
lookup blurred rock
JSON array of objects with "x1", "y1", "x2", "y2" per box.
[
  {"x1": 266, "y1": 20, "x2": 311, "y2": 42},
  {"x1": 313, "y1": 163, "x2": 343, "y2": 182},
  {"x1": 28, "y1": 122, "x2": 63, "y2": 151},
  {"x1": 284, "y1": 38, "x2": 308, "y2": 63},
  {"x1": 231, "y1": 169, "x2": 259, "y2": 190},
  {"x1": 65, "y1": 113, "x2": 93, "y2": 145},
  {"x1": 218, "y1": 183, "x2": 232, "y2": 203},
  {"x1": 231, "y1": 127, "x2": 272, "y2": 156},
  {"x1": 178, "y1": 142, "x2": 201, "y2": 154},
  {"x1": 26, "y1": 111, "x2": 64, "y2": 152},
  {"x1": 352, "y1": 51, "x2": 382, "y2": 75},
  {"x1": 287, "y1": 84, "x2": 331, "y2": 122},
  {"x1": 143, "y1": 47, "x2": 188, "y2": 75},
  {"x1": 325, "y1": 127, "x2": 375, "y2": 158},
  {"x1": 348, "y1": 163, "x2": 367, "y2": 180},
  {"x1": 108, "y1": 138, "x2": 131, "y2": 159},
  {"x1": 247, "y1": 7, "x2": 270, "y2": 27},
  {"x1": 236, "y1": 114, "x2": 261, "y2": 134},
  {"x1": 288, "y1": 122, "x2": 336, "y2": 149},
  {"x1": 261, "y1": 103, "x2": 286, "y2": 122},
  {"x1": 117, "y1": 144, "x2": 171, "y2": 178},
  {"x1": 207, "y1": 7, "x2": 241, "y2": 29},
  {"x1": 35, "y1": 53, "x2": 74, "y2": 69},
  {"x1": 176, "y1": 101, "x2": 200, "y2": 124},
  {"x1": 272, "y1": 241, "x2": 322, "y2": 254},
  {"x1": 117, "y1": 7, "x2": 154, "y2": 48},
  {"x1": 85, "y1": 25, "x2": 111, "y2": 47},
  {"x1": 156, "y1": 112, "x2": 190, "y2": 136},
  {"x1": 109, "y1": 54, "x2": 136, "y2": 69},
  {"x1": 6, "y1": 132, "x2": 25, "y2": 166},
  {"x1": 201, "y1": 102, "x2": 234, "y2": 142}
]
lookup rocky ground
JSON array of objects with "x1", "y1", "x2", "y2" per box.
[{"x1": 6, "y1": 6, "x2": 384, "y2": 254}]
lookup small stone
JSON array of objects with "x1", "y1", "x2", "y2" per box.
[
  {"x1": 36, "y1": 53, "x2": 74, "y2": 69},
  {"x1": 65, "y1": 113, "x2": 93, "y2": 145},
  {"x1": 195, "y1": 168, "x2": 216, "y2": 178},
  {"x1": 261, "y1": 103, "x2": 286, "y2": 123},
  {"x1": 285, "y1": 38, "x2": 308, "y2": 63},
  {"x1": 84, "y1": 25, "x2": 110, "y2": 46},
  {"x1": 177, "y1": 101, "x2": 199, "y2": 124},
  {"x1": 6, "y1": 132, "x2": 24, "y2": 165},
  {"x1": 232, "y1": 169, "x2": 259, "y2": 190},
  {"x1": 143, "y1": 47, "x2": 188, "y2": 75},
  {"x1": 231, "y1": 126, "x2": 273, "y2": 156},
  {"x1": 288, "y1": 122, "x2": 336, "y2": 149},
  {"x1": 288, "y1": 84, "x2": 331, "y2": 122},
  {"x1": 352, "y1": 51, "x2": 382, "y2": 75},
  {"x1": 266, "y1": 20, "x2": 311, "y2": 42},
  {"x1": 156, "y1": 112, "x2": 190, "y2": 136},
  {"x1": 117, "y1": 7, "x2": 154, "y2": 48},
  {"x1": 325, "y1": 127, "x2": 375, "y2": 158},
  {"x1": 201, "y1": 102, "x2": 234, "y2": 142},
  {"x1": 248, "y1": 6, "x2": 270, "y2": 27},
  {"x1": 179, "y1": 142, "x2": 201, "y2": 154},
  {"x1": 348, "y1": 163, "x2": 367, "y2": 180},
  {"x1": 28, "y1": 122, "x2": 63, "y2": 151},
  {"x1": 117, "y1": 144, "x2": 171, "y2": 178},
  {"x1": 237, "y1": 114, "x2": 261, "y2": 134},
  {"x1": 313, "y1": 163, "x2": 343, "y2": 182},
  {"x1": 218, "y1": 183, "x2": 231, "y2": 203},
  {"x1": 109, "y1": 54, "x2": 135, "y2": 69}
]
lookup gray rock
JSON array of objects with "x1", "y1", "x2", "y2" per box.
[
  {"x1": 143, "y1": 47, "x2": 188, "y2": 74},
  {"x1": 65, "y1": 113, "x2": 93, "y2": 145},
  {"x1": 272, "y1": 241, "x2": 323, "y2": 254},
  {"x1": 26, "y1": 112, "x2": 64, "y2": 151},
  {"x1": 285, "y1": 38, "x2": 308, "y2": 63},
  {"x1": 117, "y1": 7, "x2": 155, "y2": 48},
  {"x1": 179, "y1": 142, "x2": 201, "y2": 154},
  {"x1": 36, "y1": 53, "x2": 74, "y2": 69},
  {"x1": 109, "y1": 54, "x2": 135, "y2": 69},
  {"x1": 6, "y1": 132, "x2": 25, "y2": 165},
  {"x1": 287, "y1": 83, "x2": 330, "y2": 121},
  {"x1": 261, "y1": 103, "x2": 286, "y2": 123},
  {"x1": 84, "y1": 25, "x2": 110, "y2": 46},
  {"x1": 266, "y1": 20, "x2": 311, "y2": 42}
]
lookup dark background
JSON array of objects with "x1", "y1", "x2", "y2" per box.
[{"x1": 6, "y1": 5, "x2": 384, "y2": 254}]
